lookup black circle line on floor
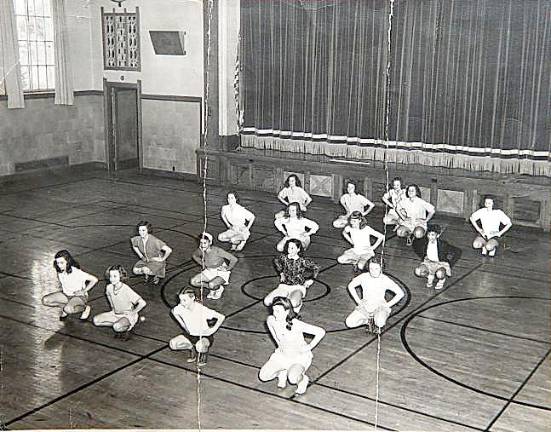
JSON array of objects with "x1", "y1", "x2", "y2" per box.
[
  {"x1": 240, "y1": 274, "x2": 331, "y2": 303},
  {"x1": 159, "y1": 263, "x2": 198, "y2": 308},
  {"x1": 159, "y1": 253, "x2": 339, "y2": 306},
  {"x1": 400, "y1": 295, "x2": 551, "y2": 411}
]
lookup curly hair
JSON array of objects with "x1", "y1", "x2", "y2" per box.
[
  {"x1": 284, "y1": 174, "x2": 302, "y2": 188},
  {"x1": 104, "y1": 264, "x2": 128, "y2": 282},
  {"x1": 392, "y1": 176, "x2": 403, "y2": 186},
  {"x1": 53, "y1": 250, "x2": 80, "y2": 274},
  {"x1": 344, "y1": 179, "x2": 358, "y2": 193},
  {"x1": 137, "y1": 221, "x2": 153, "y2": 234},
  {"x1": 283, "y1": 238, "x2": 304, "y2": 256}
]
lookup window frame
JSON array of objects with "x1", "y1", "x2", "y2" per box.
[{"x1": 14, "y1": 0, "x2": 56, "y2": 93}]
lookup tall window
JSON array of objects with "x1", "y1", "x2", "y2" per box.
[{"x1": 14, "y1": 0, "x2": 55, "y2": 91}]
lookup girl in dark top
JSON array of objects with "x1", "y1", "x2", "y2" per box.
[{"x1": 264, "y1": 239, "x2": 320, "y2": 313}]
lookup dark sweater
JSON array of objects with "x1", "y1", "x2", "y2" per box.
[{"x1": 412, "y1": 237, "x2": 462, "y2": 267}]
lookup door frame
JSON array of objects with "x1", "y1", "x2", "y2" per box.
[{"x1": 103, "y1": 79, "x2": 143, "y2": 173}]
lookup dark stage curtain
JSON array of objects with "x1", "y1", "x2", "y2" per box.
[{"x1": 239, "y1": 0, "x2": 551, "y2": 175}]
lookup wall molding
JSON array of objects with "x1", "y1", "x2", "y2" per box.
[
  {"x1": 141, "y1": 94, "x2": 202, "y2": 103},
  {"x1": 0, "y1": 90, "x2": 103, "y2": 101},
  {"x1": 141, "y1": 167, "x2": 198, "y2": 182},
  {"x1": 0, "y1": 162, "x2": 106, "y2": 183}
]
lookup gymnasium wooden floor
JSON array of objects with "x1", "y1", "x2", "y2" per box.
[{"x1": 0, "y1": 169, "x2": 549, "y2": 431}]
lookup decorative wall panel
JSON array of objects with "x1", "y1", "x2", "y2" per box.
[
  {"x1": 102, "y1": 8, "x2": 141, "y2": 71},
  {"x1": 437, "y1": 189, "x2": 464, "y2": 215},
  {"x1": 252, "y1": 166, "x2": 276, "y2": 191},
  {"x1": 513, "y1": 198, "x2": 541, "y2": 223},
  {"x1": 310, "y1": 174, "x2": 332, "y2": 197}
]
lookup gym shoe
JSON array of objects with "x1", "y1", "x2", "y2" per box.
[
  {"x1": 212, "y1": 286, "x2": 225, "y2": 299},
  {"x1": 197, "y1": 352, "x2": 208, "y2": 366},
  {"x1": 426, "y1": 281, "x2": 434, "y2": 288},
  {"x1": 277, "y1": 371, "x2": 288, "y2": 388},
  {"x1": 295, "y1": 375, "x2": 309, "y2": 395},
  {"x1": 80, "y1": 305, "x2": 91, "y2": 320},
  {"x1": 119, "y1": 331, "x2": 131, "y2": 341},
  {"x1": 435, "y1": 280, "x2": 445, "y2": 290},
  {"x1": 186, "y1": 349, "x2": 197, "y2": 363},
  {"x1": 488, "y1": 249, "x2": 496, "y2": 257},
  {"x1": 481, "y1": 247, "x2": 487, "y2": 255}
]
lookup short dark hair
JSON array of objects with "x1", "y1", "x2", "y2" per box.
[
  {"x1": 344, "y1": 179, "x2": 358, "y2": 193},
  {"x1": 285, "y1": 202, "x2": 303, "y2": 219},
  {"x1": 137, "y1": 221, "x2": 153, "y2": 234},
  {"x1": 53, "y1": 250, "x2": 80, "y2": 273},
  {"x1": 105, "y1": 264, "x2": 128, "y2": 282},
  {"x1": 283, "y1": 238, "x2": 304, "y2": 256},
  {"x1": 392, "y1": 176, "x2": 403, "y2": 185},
  {"x1": 178, "y1": 287, "x2": 197, "y2": 298},
  {"x1": 367, "y1": 255, "x2": 385, "y2": 270},
  {"x1": 348, "y1": 211, "x2": 368, "y2": 229},
  {"x1": 427, "y1": 224, "x2": 442, "y2": 235},
  {"x1": 481, "y1": 195, "x2": 497, "y2": 208},
  {"x1": 284, "y1": 174, "x2": 302, "y2": 188},
  {"x1": 227, "y1": 190, "x2": 240, "y2": 202}
]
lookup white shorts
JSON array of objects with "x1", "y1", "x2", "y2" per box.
[
  {"x1": 265, "y1": 348, "x2": 313, "y2": 372},
  {"x1": 340, "y1": 248, "x2": 374, "y2": 262},
  {"x1": 201, "y1": 267, "x2": 231, "y2": 285},
  {"x1": 354, "y1": 299, "x2": 391, "y2": 318},
  {"x1": 219, "y1": 226, "x2": 250, "y2": 241},
  {"x1": 269, "y1": 283, "x2": 307, "y2": 299},
  {"x1": 384, "y1": 209, "x2": 401, "y2": 223},
  {"x1": 420, "y1": 259, "x2": 452, "y2": 277},
  {"x1": 96, "y1": 310, "x2": 140, "y2": 330},
  {"x1": 333, "y1": 215, "x2": 349, "y2": 229},
  {"x1": 399, "y1": 218, "x2": 427, "y2": 232}
]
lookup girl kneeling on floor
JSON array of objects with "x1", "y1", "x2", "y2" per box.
[{"x1": 259, "y1": 297, "x2": 325, "y2": 395}]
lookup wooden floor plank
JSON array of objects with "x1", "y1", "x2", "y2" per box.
[{"x1": 0, "y1": 169, "x2": 548, "y2": 430}]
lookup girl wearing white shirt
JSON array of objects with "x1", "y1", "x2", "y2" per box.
[
  {"x1": 470, "y1": 196, "x2": 512, "y2": 256},
  {"x1": 93, "y1": 265, "x2": 147, "y2": 340},
  {"x1": 169, "y1": 287, "x2": 225, "y2": 366},
  {"x1": 259, "y1": 297, "x2": 325, "y2": 395},
  {"x1": 396, "y1": 184, "x2": 435, "y2": 245},
  {"x1": 345, "y1": 259, "x2": 404, "y2": 333},
  {"x1": 337, "y1": 212, "x2": 384, "y2": 270},
  {"x1": 274, "y1": 202, "x2": 319, "y2": 252},
  {"x1": 218, "y1": 191, "x2": 255, "y2": 251},
  {"x1": 42, "y1": 250, "x2": 98, "y2": 321},
  {"x1": 333, "y1": 180, "x2": 374, "y2": 229},
  {"x1": 275, "y1": 174, "x2": 312, "y2": 219},
  {"x1": 382, "y1": 177, "x2": 407, "y2": 226}
]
